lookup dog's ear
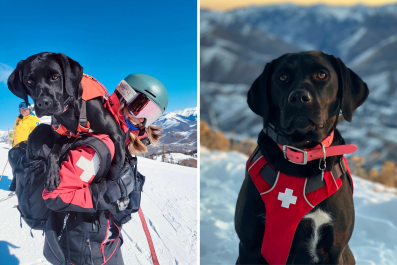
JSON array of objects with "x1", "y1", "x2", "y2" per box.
[
  {"x1": 331, "y1": 56, "x2": 369, "y2": 122},
  {"x1": 247, "y1": 62, "x2": 274, "y2": 126},
  {"x1": 56, "y1": 53, "x2": 83, "y2": 98},
  {"x1": 7, "y1": 60, "x2": 30, "y2": 105}
]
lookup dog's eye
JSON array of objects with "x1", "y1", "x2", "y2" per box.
[
  {"x1": 279, "y1": 74, "x2": 288, "y2": 81},
  {"x1": 52, "y1": 75, "x2": 58, "y2": 80},
  {"x1": 27, "y1": 80, "x2": 33, "y2": 84},
  {"x1": 317, "y1": 72, "x2": 327, "y2": 79}
]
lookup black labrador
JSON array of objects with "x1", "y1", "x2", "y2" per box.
[
  {"x1": 235, "y1": 51, "x2": 369, "y2": 264},
  {"x1": 7, "y1": 52, "x2": 126, "y2": 192}
]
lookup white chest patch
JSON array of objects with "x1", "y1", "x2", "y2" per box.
[
  {"x1": 303, "y1": 208, "x2": 333, "y2": 263},
  {"x1": 76, "y1": 153, "x2": 100, "y2": 182}
]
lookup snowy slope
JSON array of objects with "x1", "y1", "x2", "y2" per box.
[
  {"x1": 0, "y1": 143, "x2": 197, "y2": 265},
  {"x1": 200, "y1": 148, "x2": 397, "y2": 264},
  {"x1": 153, "y1": 153, "x2": 197, "y2": 163}
]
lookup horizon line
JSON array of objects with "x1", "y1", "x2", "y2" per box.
[{"x1": 201, "y1": 1, "x2": 397, "y2": 12}]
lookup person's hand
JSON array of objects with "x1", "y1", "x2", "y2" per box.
[{"x1": 105, "y1": 162, "x2": 135, "y2": 204}]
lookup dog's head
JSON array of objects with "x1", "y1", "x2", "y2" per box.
[
  {"x1": 248, "y1": 51, "x2": 369, "y2": 148},
  {"x1": 7, "y1": 52, "x2": 83, "y2": 118}
]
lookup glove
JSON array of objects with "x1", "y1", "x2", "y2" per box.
[
  {"x1": 105, "y1": 162, "x2": 135, "y2": 204},
  {"x1": 114, "y1": 162, "x2": 135, "y2": 198},
  {"x1": 116, "y1": 197, "x2": 130, "y2": 211}
]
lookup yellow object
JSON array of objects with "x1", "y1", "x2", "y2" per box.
[
  {"x1": 13, "y1": 114, "x2": 41, "y2": 147},
  {"x1": 8, "y1": 131, "x2": 14, "y2": 147}
]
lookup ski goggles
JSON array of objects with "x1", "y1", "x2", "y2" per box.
[
  {"x1": 126, "y1": 92, "x2": 163, "y2": 128},
  {"x1": 116, "y1": 80, "x2": 163, "y2": 128},
  {"x1": 19, "y1": 102, "x2": 30, "y2": 110}
]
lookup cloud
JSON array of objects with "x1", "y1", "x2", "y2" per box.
[{"x1": 0, "y1": 63, "x2": 13, "y2": 84}]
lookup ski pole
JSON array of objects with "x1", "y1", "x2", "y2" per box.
[{"x1": 0, "y1": 160, "x2": 8, "y2": 182}]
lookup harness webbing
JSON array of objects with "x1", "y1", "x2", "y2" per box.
[{"x1": 138, "y1": 207, "x2": 160, "y2": 265}]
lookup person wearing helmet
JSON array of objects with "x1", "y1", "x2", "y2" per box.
[
  {"x1": 13, "y1": 102, "x2": 41, "y2": 146},
  {"x1": 104, "y1": 73, "x2": 169, "y2": 155}
]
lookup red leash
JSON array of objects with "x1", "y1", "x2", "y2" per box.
[{"x1": 138, "y1": 207, "x2": 160, "y2": 265}]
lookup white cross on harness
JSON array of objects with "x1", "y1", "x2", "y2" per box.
[
  {"x1": 278, "y1": 188, "x2": 297, "y2": 208},
  {"x1": 75, "y1": 153, "x2": 100, "y2": 183}
]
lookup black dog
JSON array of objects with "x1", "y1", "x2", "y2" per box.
[
  {"x1": 7, "y1": 52, "x2": 126, "y2": 192},
  {"x1": 235, "y1": 51, "x2": 369, "y2": 264}
]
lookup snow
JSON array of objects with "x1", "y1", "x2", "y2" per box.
[
  {"x1": 350, "y1": 34, "x2": 397, "y2": 67},
  {"x1": 153, "y1": 153, "x2": 197, "y2": 163},
  {"x1": 338, "y1": 27, "x2": 367, "y2": 57},
  {"x1": 161, "y1": 119, "x2": 180, "y2": 130},
  {"x1": 0, "y1": 142, "x2": 197, "y2": 264},
  {"x1": 175, "y1": 131, "x2": 194, "y2": 137},
  {"x1": 200, "y1": 148, "x2": 397, "y2": 264},
  {"x1": 170, "y1": 107, "x2": 197, "y2": 118},
  {"x1": 38, "y1": 116, "x2": 51, "y2": 125},
  {"x1": 201, "y1": 46, "x2": 239, "y2": 73},
  {"x1": 363, "y1": 71, "x2": 390, "y2": 101}
]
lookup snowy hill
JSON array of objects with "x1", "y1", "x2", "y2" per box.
[
  {"x1": 0, "y1": 131, "x2": 9, "y2": 143},
  {"x1": 200, "y1": 5, "x2": 397, "y2": 168},
  {"x1": 200, "y1": 148, "x2": 397, "y2": 264},
  {"x1": 149, "y1": 107, "x2": 197, "y2": 155},
  {"x1": 0, "y1": 143, "x2": 197, "y2": 264}
]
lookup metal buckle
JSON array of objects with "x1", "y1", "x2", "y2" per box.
[
  {"x1": 319, "y1": 143, "x2": 326, "y2": 181},
  {"x1": 283, "y1": 145, "x2": 308, "y2": 165}
]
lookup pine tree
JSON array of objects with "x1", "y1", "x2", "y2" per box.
[{"x1": 162, "y1": 144, "x2": 166, "y2": 162}]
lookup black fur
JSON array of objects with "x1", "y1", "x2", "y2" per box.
[
  {"x1": 236, "y1": 51, "x2": 368, "y2": 264},
  {"x1": 7, "y1": 52, "x2": 125, "y2": 192}
]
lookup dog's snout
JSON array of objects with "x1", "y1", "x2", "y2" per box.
[
  {"x1": 288, "y1": 90, "x2": 312, "y2": 106},
  {"x1": 36, "y1": 96, "x2": 53, "y2": 109}
]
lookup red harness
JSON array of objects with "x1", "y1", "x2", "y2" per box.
[
  {"x1": 247, "y1": 132, "x2": 354, "y2": 265},
  {"x1": 52, "y1": 74, "x2": 109, "y2": 137}
]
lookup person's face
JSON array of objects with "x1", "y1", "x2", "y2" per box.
[
  {"x1": 20, "y1": 108, "x2": 31, "y2": 117},
  {"x1": 123, "y1": 107, "x2": 145, "y2": 129}
]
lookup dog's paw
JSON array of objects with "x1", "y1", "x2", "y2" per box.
[{"x1": 44, "y1": 163, "x2": 61, "y2": 192}]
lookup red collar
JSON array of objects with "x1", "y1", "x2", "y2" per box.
[{"x1": 277, "y1": 130, "x2": 357, "y2": 164}]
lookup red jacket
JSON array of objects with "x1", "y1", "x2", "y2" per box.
[
  {"x1": 43, "y1": 134, "x2": 114, "y2": 210},
  {"x1": 42, "y1": 134, "x2": 123, "y2": 265}
]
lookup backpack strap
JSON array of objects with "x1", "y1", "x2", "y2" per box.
[{"x1": 79, "y1": 100, "x2": 88, "y2": 129}]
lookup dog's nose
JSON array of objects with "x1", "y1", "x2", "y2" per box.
[
  {"x1": 36, "y1": 97, "x2": 53, "y2": 109},
  {"x1": 288, "y1": 90, "x2": 312, "y2": 106}
]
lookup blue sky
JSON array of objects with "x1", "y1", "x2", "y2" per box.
[{"x1": 0, "y1": 0, "x2": 197, "y2": 131}]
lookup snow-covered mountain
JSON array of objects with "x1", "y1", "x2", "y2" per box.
[
  {"x1": 149, "y1": 107, "x2": 197, "y2": 155},
  {"x1": 200, "y1": 148, "x2": 397, "y2": 264},
  {"x1": 0, "y1": 142, "x2": 197, "y2": 264},
  {"x1": 200, "y1": 5, "x2": 397, "y2": 168}
]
